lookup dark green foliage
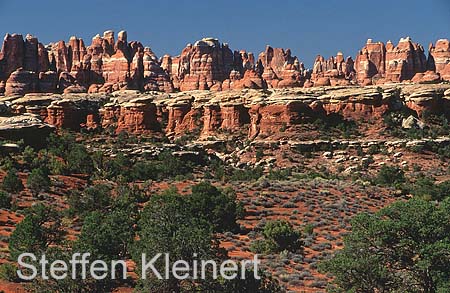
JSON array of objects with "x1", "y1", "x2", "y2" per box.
[
  {"x1": 303, "y1": 223, "x2": 314, "y2": 236},
  {"x1": 133, "y1": 191, "x2": 222, "y2": 292},
  {"x1": 0, "y1": 191, "x2": 12, "y2": 209},
  {"x1": 320, "y1": 198, "x2": 450, "y2": 293},
  {"x1": 66, "y1": 144, "x2": 94, "y2": 174},
  {"x1": 1, "y1": 168, "x2": 23, "y2": 194},
  {"x1": 100, "y1": 151, "x2": 193, "y2": 182},
  {"x1": 133, "y1": 188, "x2": 278, "y2": 292},
  {"x1": 21, "y1": 146, "x2": 36, "y2": 167},
  {"x1": 250, "y1": 239, "x2": 278, "y2": 254},
  {"x1": 383, "y1": 111, "x2": 450, "y2": 139},
  {"x1": 267, "y1": 168, "x2": 291, "y2": 180},
  {"x1": 46, "y1": 132, "x2": 76, "y2": 157},
  {"x1": 262, "y1": 220, "x2": 302, "y2": 253},
  {"x1": 140, "y1": 151, "x2": 193, "y2": 180},
  {"x1": 101, "y1": 152, "x2": 131, "y2": 180},
  {"x1": 67, "y1": 184, "x2": 112, "y2": 217},
  {"x1": 251, "y1": 220, "x2": 302, "y2": 254},
  {"x1": 410, "y1": 176, "x2": 450, "y2": 201},
  {"x1": 27, "y1": 246, "x2": 116, "y2": 293},
  {"x1": 206, "y1": 159, "x2": 263, "y2": 182},
  {"x1": 313, "y1": 114, "x2": 359, "y2": 139},
  {"x1": 373, "y1": 165, "x2": 406, "y2": 186},
  {"x1": 9, "y1": 204, "x2": 63, "y2": 260},
  {"x1": 76, "y1": 208, "x2": 135, "y2": 261},
  {"x1": 0, "y1": 263, "x2": 18, "y2": 282},
  {"x1": 45, "y1": 133, "x2": 94, "y2": 175},
  {"x1": 26, "y1": 167, "x2": 51, "y2": 195},
  {"x1": 188, "y1": 182, "x2": 243, "y2": 232}
]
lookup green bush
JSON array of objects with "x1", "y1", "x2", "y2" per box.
[
  {"x1": 262, "y1": 220, "x2": 302, "y2": 253},
  {"x1": 303, "y1": 223, "x2": 314, "y2": 236},
  {"x1": 0, "y1": 263, "x2": 18, "y2": 282},
  {"x1": 9, "y1": 204, "x2": 63, "y2": 260},
  {"x1": 66, "y1": 144, "x2": 94, "y2": 174},
  {"x1": 251, "y1": 220, "x2": 302, "y2": 254},
  {"x1": 127, "y1": 151, "x2": 193, "y2": 182},
  {"x1": 410, "y1": 176, "x2": 450, "y2": 201},
  {"x1": 1, "y1": 168, "x2": 23, "y2": 193},
  {"x1": 373, "y1": 165, "x2": 406, "y2": 186},
  {"x1": 320, "y1": 198, "x2": 450, "y2": 292},
  {"x1": 27, "y1": 167, "x2": 51, "y2": 195},
  {"x1": 267, "y1": 168, "x2": 291, "y2": 180},
  {"x1": 68, "y1": 184, "x2": 112, "y2": 217},
  {"x1": 0, "y1": 191, "x2": 12, "y2": 209},
  {"x1": 188, "y1": 182, "x2": 244, "y2": 232},
  {"x1": 22, "y1": 146, "x2": 36, "y2": 167},
  {"x1": 249, "y1": 239, "x2": 278, "y2": 254}
]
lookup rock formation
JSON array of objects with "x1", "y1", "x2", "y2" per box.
[
  {"x1": 258, "y1": 46, "x2": 308, "y2": 88},
  {"x1": 384, "y1": 37, "x2": 427, "y2": 82},
  {"x1": 0, "y1": 113, "x2": 55, "y2": 145},
  {"x1": 1, "y1": 83, "x2": 450, "y2": 140},
  {"x1": 311, "y1": 52, "x2": 355, "y2": 86},
  {"x1": 355, "y1": 39, "x2": 386, "y2": 84},
  {"x1": 0, "y1": 32, "x2": 449, "y2": 98},
  {"x1": 354, "y1": 37, "x2": 444, "y2": 84}
]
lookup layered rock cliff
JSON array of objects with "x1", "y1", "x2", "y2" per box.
[{"x1": 3, "y1": 83, "x2": 449, "y2": 141}]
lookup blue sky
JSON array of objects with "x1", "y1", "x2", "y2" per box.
[{"x1": 0, "y1": 0, "x2": 449, "y2": 67}]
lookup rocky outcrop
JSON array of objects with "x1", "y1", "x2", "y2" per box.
[
  {"x1": 384, "y1": 37, "x2": 427, "y2": 82},
  {"x1": 44, "y1": 97, "x2": 103, "y2": 130},
  {"x1": 355, "y1": 37, "x2": 437, "y2": 84},
  {"x1": 402, "y1": 84, "x2": 450, "y2": 117},
  {"x1": 248, "y1": 101, "x2": 309, "y2": 138},
  {"x1": 174, "y1": 38, "x2": 235, "y2": 91},
  {"x1": 0, "y1": 34, "x2": 25, "y2": 77},
  {"x1": 165, "y1": 99, "x2": 199, "y2": 136},
  {"x1": 1, "y1": 83, "x2": 449, "y2": 141},
  {"x1": 0, "y1": 31, "x2": 175, "y2": 96},
  {"x1": 220, "y1": 104, "x2": 250, "y2": 131},
  {"x1": 258, "y1": 46, "x2": 307, "y2": 88},
  {"x1": 428, "y1": 39, "x2": 450, "y2": 81},
  {"x1": 116, "y1": 98, "x2": 159, "y2": 134},
  {"x1": 5, "y1": 68, "x2": 38, "y2": 96},
  {"x1": 311, "y1": 53, "x2": 355, "y2": 86},
  {"x1": 0, "y1": 113, "x2": 54, "y2": 145},
  {"x1": 355, "y1": 39, "x2": 386, "y2": 84}
]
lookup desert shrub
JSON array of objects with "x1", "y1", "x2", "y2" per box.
[
  {"x1": 0, "y1": 263, "x2": 18, "y2": 282},
  {"x1": 67, "y1": 184, "x2": 113, "y2": 217},
  {"x1": 27, "y1": 167, "x2": 51, "y2": 195},
  {"x1": 127, "y1": 151, "x2": 193, "y2": 181},
  {"x1": 22, "y1": 146, "x2": 36, "y2": 167},
  {"x1": 303, "y1": 223, "x2": 314, "y2": 236},
  {"x1": 410, "y1": 176, "x2": 450, "y2": 201},
  {"x1": 230, "y1": 167, "x2": 263, "y2": 181},
  {"x1": 250, "y1": 239, "x2": 278, "y2": 254},
  {"x1": 187, "y1": 182, "x2": 244, "y2": 232},
  {"x1": 256, "y1": 220, "x2": 303, "y2": 253},
  {"x1": 373, "y1": 165, "x2": 406, "y2": 186},
  {"x1": 0, "y1": 191, "x2": 12, "y2": 209},
  {"x1": 267, "y1": 168, "x2": 291, "y2": 180},
  {"x1": 320, "y1": 198, "x2": 450, "y2": 293},
  {"x1": 1, "y1": 168, "x2": 23, "y2": 193},
  {"x1": 9, "y1": 204, "x2": 63, "y2": 260},
  {"x1": 66, "y1": 144, "x2": 94, "y2": 174}
]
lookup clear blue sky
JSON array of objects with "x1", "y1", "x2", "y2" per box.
[{"x1": 0, "y1": 0, "x2": 449, "y2": 67}]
